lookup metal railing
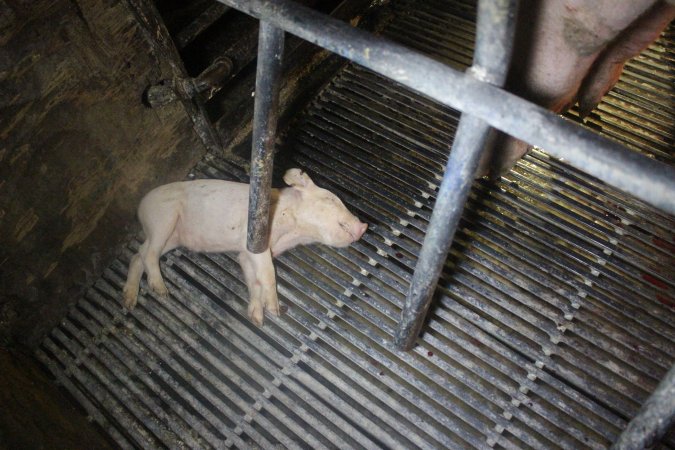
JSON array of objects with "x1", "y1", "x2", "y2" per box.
[{"x1": 215, "y1": 0, "x2": 675, "y2": 447}]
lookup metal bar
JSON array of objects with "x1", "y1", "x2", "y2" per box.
[
  {"x1": 175, "y1": 3, "x2": 231, "y2": 49},
  {"x1": 611, "y1": 363, "x2": 675, "y2": 450},
  {"x1": 217, "y1": 0, "x2": 675, "y2": 215},
  {"x1": 395, "y1": 0, "x2": 518, "y2": 349},
  {"x1": 471, "y1": 0, "x2": 517, "y2": 85},
  {"x1": 247, "y1": 21, "x2": 284, "y2": 253},
  {"x1": 395, "y1": 117, "x2": 490, "y2": 348}
]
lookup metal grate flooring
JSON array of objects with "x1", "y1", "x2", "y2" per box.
[{"x1": 38, "y1": 1, "x2": 675, "y2": 448}]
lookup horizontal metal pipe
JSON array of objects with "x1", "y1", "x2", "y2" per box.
[
  {"x1": 247, "y1": 21, "x2": 284, "y2": 253},
  {"x1": 217, "y1": 0, "x2": 675, "y2": 215},
  {"x1": 395, "y1": 0, "x2": 519, "y2": 350}
]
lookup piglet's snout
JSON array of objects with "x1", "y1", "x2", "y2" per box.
[{"x1": 352, "y1": 221, "x2": 368, "y2": 241}]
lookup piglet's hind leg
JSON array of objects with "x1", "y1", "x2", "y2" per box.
[
  {"x1": 123, "y1": 241, "x2": 147, "y2": 309},
  {"x1": 140, "y1": 216, "x2": 179, "y2": 298}
]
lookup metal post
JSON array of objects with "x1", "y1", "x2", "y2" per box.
[
  {"x1": 611, "y1": 364, "x2": 675, "y2": 450},
  {"x1": 472, "y1": 0, "x2": 518, "y2": 85},
  {"x1": 247, "y1": 21, "x2": 284, "y2": 253},
  {"x1": 394, "y1": 0, "x2": 519, "y2": 350},
  {"x1": 217, "y1": 0, "x2": 675, "y2": 215}
]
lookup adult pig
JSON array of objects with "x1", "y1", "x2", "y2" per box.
[
  {"x1": 123, "y1": 169, "x2": 368, "y2": 325},
  {"x1": 478, "y1": 0, "x2": 675, "y2": 178}
]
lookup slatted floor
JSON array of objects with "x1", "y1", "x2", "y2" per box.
[{"x1": 37, "y1": 0, "x2": 675, "y2": 448}]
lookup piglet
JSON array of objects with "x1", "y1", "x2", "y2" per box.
[{"x1": 123, "y1": 169, "x2": 368, "y2": 325}]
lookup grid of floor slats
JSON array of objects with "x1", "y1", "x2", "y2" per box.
[{"x1": 38, "y1": 1, "x2": 674, "y2": 448}]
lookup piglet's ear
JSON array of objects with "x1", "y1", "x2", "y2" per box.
[{"x1": 283, "y1": 168, "x2": 315, "y2": 188}]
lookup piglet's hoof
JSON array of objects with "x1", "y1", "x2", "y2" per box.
[
  {"x1": 265, "y1": 300, "x2": 281, "y2": 317},
  {"x1": 268, "y1": 303, "x2": 288, "y2": 316},
  {"x1": 247, "y1": 302, "x2": 287, "y2": 326},
  {"x1": 122, "y1": 291, "x2": 137, "y2": 310},
  {"x1": 248, "y1": 302, "x2": 265, "y2": 327},
  {"x1": 149, "y1": 281, "x2": 170, "y2": 299}
]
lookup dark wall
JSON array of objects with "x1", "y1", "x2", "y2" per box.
[
  {"x1": 0, "y1": 0, "x2": 207, "y2": 347},
  {"x1": 0, "y1": 347, "x2": 116, "y2": 449}
]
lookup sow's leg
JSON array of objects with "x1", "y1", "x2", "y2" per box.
[
  {"x1": 478, "y1": 0, "x2": 671, "y2": 178},
  {"x1": 577, "y1": 2, "x2": 675, "y2": 117}
]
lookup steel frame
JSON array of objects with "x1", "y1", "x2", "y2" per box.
[{"x1": 217, "y1": 0, "x2": 675, "y2": 447}]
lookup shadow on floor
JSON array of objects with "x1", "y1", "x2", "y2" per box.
[{"x1": 0, "y1": 347, "x2": 115, "y2": 450}]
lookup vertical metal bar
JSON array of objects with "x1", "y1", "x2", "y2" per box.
[
  {"x1": 394, "y1": 0, "x2": 519, "y2": 350},
  {"x1": 611, "y1": 364, "x2": 675, "y2": 450},
  {"x1": 247, "y1": 21, "x2": 285, "y2": 253}
]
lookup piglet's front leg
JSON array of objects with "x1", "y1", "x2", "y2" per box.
[{"x1": 238, "y1": 249, "x2": 281, "y2": 326}]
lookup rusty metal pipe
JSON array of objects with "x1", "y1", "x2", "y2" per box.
[{"x1": 247, "y1": 21, "x2": 285, "y2": 253}]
